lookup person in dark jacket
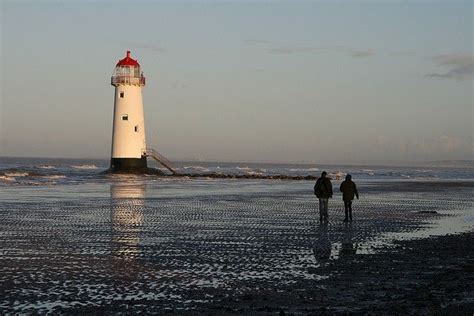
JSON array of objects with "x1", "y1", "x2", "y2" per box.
[
  {"x1": 314, "y1": 171, "x2": 333, "y2": 222},
  {"x1": 339, "y1": 174, "x2": 359, "y2": 221}
]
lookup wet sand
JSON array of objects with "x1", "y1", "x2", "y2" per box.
[
  {"x1": 192, "y1": 232, "x2": 473, "y2": 315},
  {"x1": 0, "y1": 180, "x2": 472, "y2": 314}
]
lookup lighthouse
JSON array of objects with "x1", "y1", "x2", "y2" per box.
[
  {"x1": 110, "y1": 51, "x2": 148, "y2": 172},
  {"x1": 109, "y1": 51, "x2": 176, "y2": 175}
]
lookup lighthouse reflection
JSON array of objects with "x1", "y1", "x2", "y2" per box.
[{"x1": 110, "y1": 183, "x2": 146, "y2": 260}]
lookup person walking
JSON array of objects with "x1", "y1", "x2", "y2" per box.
[
  {"x1": 314, "y1": 171, "x2": 333, "y2": 222},
  {"x1": 339, "y1": 174, "x2": 359, "y2": 221}
]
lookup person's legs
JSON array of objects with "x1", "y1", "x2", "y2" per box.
[
  {"x1": 348, "y1": 200, "x2": 353, "y2": 220},
  {"x1": 322, "y1": 198, "x2": 329, "y2": 222},
  {"x1": 318, "y1": 198, "x2": 324, "y2": 222},
  {"x1": 344, "y1": 200, "x2": 350, "y2": 221}
]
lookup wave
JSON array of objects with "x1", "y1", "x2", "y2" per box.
[
  {"x1": 42, "y1": 175, "x2": 66, "y2": 179},
  {"x1": 245, "y1": 171, "x2": 264, "y2": 176},
  {"x1": 0, "y1": 168, "x2": 66, "y2": 183},
  {"x1": 182, "y1": 166, "x2": 211, "y2": 172},
  {"x1": 4, "y1": 172, "x2": 29, "y2": 177},
  {"x1": 0, "y1": 175, "x2": 16, "y2": 182},
  {"x1": 288, "y1": 168, "x2": 319, "y2": 172},
  {"x1": 361, "y1": 169, "x2": 376, "y2": 176},
  {"x1": 38, "y1": 165, "x2": 56, "y2": 169},
  {"x1": 71, "y1": 164, "x2": 98, "y2": 170},
  {"x1": 236, "y1": 166, "x2": 251, "y2": 171},
  {"x1": 328, "y1": 171, "x2": 346, "y2": 179},
  {"x1": 0, "y1": 169, "x2": 46, "y2": 178}
]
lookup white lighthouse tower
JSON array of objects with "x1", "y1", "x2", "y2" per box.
[
  {"x1": 110, "y1": 51, "x2": 147, "y2": 172},
  {"x1": 109, "y1": 51, "x2": 176, "y2": 175}
]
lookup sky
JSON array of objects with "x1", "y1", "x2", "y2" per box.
[{"x1": 0, "y1": 0, "x2": 473, "y2": 164}]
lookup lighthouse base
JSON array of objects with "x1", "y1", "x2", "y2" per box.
[
  {"x1": 106, "y1": 157, "x2": 165, "y2": 175},
  {"x1": 110, "y1": 157, "x2": 148, "y2": 173}
]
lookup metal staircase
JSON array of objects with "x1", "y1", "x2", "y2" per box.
[{"x1": 144, "y1": 148, "x2": 178, "y2": 175}]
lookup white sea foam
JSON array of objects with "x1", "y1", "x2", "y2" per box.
[
  {"x1": 0, "y1": 175, "x2": 16, "y2": 182},
  {"x1": 42, "y1": 175, "x2": 66, "y2": 179},
  {"x1": 289, "y1": 168, "x2": 319, "y2": 172},
  {"x1": 362, "y1": 169, "x2": 375, "y2": 175},
  {"x1": 71, "y1": 164, "x2": 98, "y2": 170},
  {"x1": 183, "y1": 166, "x2": 211, "y2": 172},
  {"x1": 329, "y1": 171, "x2": 346, "y2": 179},
  {"x1": 5, "y1": 172, "x2": 29, "y2": 177},
  {"x1": 23, "y1": 181, "x2": 43, "y2": 186},
  {"x1": 236, "y1": 166, "x2": 251, "y2": 171},
  {"x1": 38, "y1": 165, "x2": 56, "y2": 169}
]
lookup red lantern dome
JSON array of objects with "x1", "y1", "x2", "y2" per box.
[{"x1": 116, "y1": 51, "x2": 140, "y2": 67}]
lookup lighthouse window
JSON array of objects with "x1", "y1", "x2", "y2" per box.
[
  {"x1": 122, "y1": 114, "x2": 128, "y2": 121},
  {"x1": 134, "y1": 126, "x2": 139, "y2": 132},
  {"x1": 120, "y1": 91, "x2": 124, "y2": 98}
]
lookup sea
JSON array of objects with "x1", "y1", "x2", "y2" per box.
[{"x1": 1, "y1": 157, "x2": 473, "y2": 186}]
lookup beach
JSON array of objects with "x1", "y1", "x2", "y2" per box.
[
  {"x1": 0, "y1": 159, "x2": 473, "y2": 314},
  {"x1": 2, "y1": 0, "x2": 472, "y2": 313}
]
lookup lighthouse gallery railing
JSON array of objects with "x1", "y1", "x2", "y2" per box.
[{"x1": 111, "y1": 75, "x2": 146, "y2": 86}]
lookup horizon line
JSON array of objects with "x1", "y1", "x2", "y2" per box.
[{"x1": 0, "y1": 155, "x2": 472, "y2": 168}]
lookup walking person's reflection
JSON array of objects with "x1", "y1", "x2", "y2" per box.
[
  {"x1": 313, "y1": 223, "x2": 332, "y2": 261},
  {"x1": 340, "y1": 221, "x2": 357, "y2": 258}
]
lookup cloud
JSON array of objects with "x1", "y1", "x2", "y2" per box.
[
  {"x1": 375, "y1": 135, "x2": 470, "y2": 158},
  {"x1": 267, "y1": 47, "x2": 316, "y2": 54},
  {"x1": 137, "y1": 44, "x2": 167, "y2": 54},
  {"x1": 389, "y1": 50, "x2": 416, "y2": 56},
  {"x1": 245, "y1": 40, "x2": 375, "y2": 58},
  {"x1": 113, "y1": 39, "x2": 167, "y2": 54},
  {"x1": 431, "y1": 54, "x2": 473, "y2": 66},
  {"x1": 267, "y1": 45, "x2": 376, "y2": 58},
  {"x1": 350, "y1": 49, "x2": 375, "y2": 58},
  {"x1": 432, "y1": 135, "x2": 464, "y2": 152},
  {"x1": 426, "y1": 54, "x2": 474, "y2": 81},
  {"x1": 244, "y1": 39, "x2": 275, "y2": 45}
]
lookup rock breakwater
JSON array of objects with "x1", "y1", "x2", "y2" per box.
[{"x1": 173, "y1": 173, "x2": 318, "y2": 180}]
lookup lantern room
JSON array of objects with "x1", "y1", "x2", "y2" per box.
[{"x1": 111, "y1": 51, "x2": 146, "y2": 86}]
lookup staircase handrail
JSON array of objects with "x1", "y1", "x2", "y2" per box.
[{"x1": 143, "y1": 148, "x2": 177, "y2": 175}]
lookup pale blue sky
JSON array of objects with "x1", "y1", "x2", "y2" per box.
[{"x1": 1, "y1": 1, "x2": 472, "y2": 163}]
